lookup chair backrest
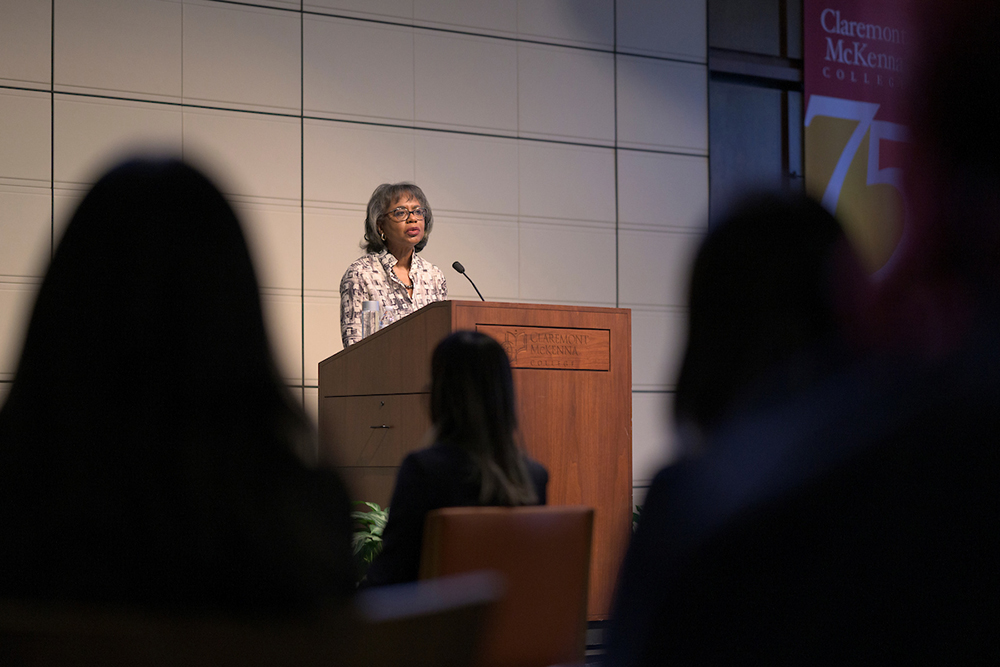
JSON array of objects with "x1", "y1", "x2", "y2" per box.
[
  {"x1": 419, "y1": 505, "x2": 594, "y2": 667},
  {"x1": 0, "y1": 572, "x2": 500, "y2": 667}
]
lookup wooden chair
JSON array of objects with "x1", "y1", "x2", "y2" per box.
[
  {"x1": 419, "y1": 506, "x2": 595, "y2": 667},
  {"x1": 0, "y1": 572, "x2": 500, "y2": 667}
]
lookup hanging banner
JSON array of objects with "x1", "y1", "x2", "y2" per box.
[{"x1": 803, "y1": 0, "x2": 912, "y2": 271}]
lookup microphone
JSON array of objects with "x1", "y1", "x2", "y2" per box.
[{"x1": 452, "y1": 261, "x2": 485, "y2": 301}]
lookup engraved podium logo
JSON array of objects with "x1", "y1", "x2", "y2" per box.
[
  {"x1": 502, "y1": 331, "x2": 529, "y2": 365},
  {"x1": 479, "y1": 325, "x2": 611, "y2": 371}
]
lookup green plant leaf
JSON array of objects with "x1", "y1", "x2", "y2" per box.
[
  {"x1": 632, "y1": 504, "x2": 642, "y2": 532},
  {"x1": 352, "y1": 513, "x2": 380, "y2": 528},
  {"x1": 351, "y1": 501, "x2": 391, "y2": 579}
]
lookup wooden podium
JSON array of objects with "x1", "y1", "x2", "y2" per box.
[{"x1": 318, "y1": 300, "x2": 631, "y2": 619}]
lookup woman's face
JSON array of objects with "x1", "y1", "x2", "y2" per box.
[{"x1": 379, "y1": 192, "x2": 426, "y2": 255}]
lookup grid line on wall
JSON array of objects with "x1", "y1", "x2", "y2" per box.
[
  {"x1": 180, "y1": 1, "x2": 185, "y2": 163},
  {"x1": 299, "y1": 0, "x2": 307, "y2": 407},
  {"x1": 298, "y1": 6, "x2": 706, "y2": 66},
  {"x1": 613, "y1": 0, "x2": 619, "y2": 309},
  {"x1": 5, "y1": 85, "x2": 708, "y2": 161},
  {"x1": 49, "y1": 0, "x2": 55, "y2": 259},
  {"x1": 5, "y1": 85, "x2": 706, "y2": 162},
  {"x1": 0, "y1": 84, "x2": 49, "y2": 95},
  {"x1": 197, "y1": 0, "x2": 708, "y2": 68}
]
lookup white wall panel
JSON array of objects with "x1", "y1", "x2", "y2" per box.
[
  {"x1": 617, "y1": 56, "x2": 708, "y2": 153},
  {"x1": 518, "y1": 44, "x2": 614, "y2": 144},
  {"x1": 303, "y1": 386, "x2": 320, "y2": 433},
  {"x1": 304, "y1": 122, "x2": 415, "y2": 207},
  {"x1": 516, "y1": 0, "x2": 613, "y2": 49},
  {"x1": 518, "y1": 142, "x2": 615, "y2": 224},
  {"x1": 304, "y1": 294, "x2": 341, "y2": 385},
  {"x1": 414, "y1": 32, "x2": 517, "y2": 134},
  {"x1": 183, "y1": 2, "x2": 299, "y2": 114},
  {"x1": 231, "y1": 201, "x2": 302, "y2": 292},
  {"x1": 303, "y1": 207, "x2": 366, "y2": 293},
  {"x1": 414, "y1": 0, "x2": 516, "y2": 35},
  {"x1": 0, "y1": 0, "x2": 51, "y2": 87},
  {"x1": 0, "y1": 187, "x2": 51, "y2": 279},
  {"x1": 183, "y1": 108, "x2": 300, "y2": 201},
  {"x1": 304, "y1": 0, "x2": 413, "y2": 22},
  {"x1": 618, "y1": 228, "x2": 700, "y2": 308},
  {"x1": 417, "y1": 214, "x2": 520, "y2": 301},
  {"x1": 54, "y1": 97, "x2": 182, "y2": 187},
  {"x1": 519, "y1": 223, "x2": 615, "y2": 304},
  {"x1": 619, "y1": 150, "x2": 709, "y2": 230},
  {"x1": 631, "y1": 307, "x2": 686, "y2": 391},
  {"x1": 261, "y1": 290, "x2": 303, "y2": 384},
  {"x1": 304, "y1": 16, "x2": 414, "y2": 124},
  {"x1": 414, "y1": 132, "x2": 518, "y2": 216},
  {"x1": 632, "y1": 390, "x2": 675, "y2": 486},
  {"x1": 0, "y1": 280, "x2": 40, "y2": 381},
  {"x1": 0, "y1": 90, "x2": 51, "y2": 185},
  {"x1": 617, "y1": 0, "x2": 707, "y2": 62},
  {"x1": 54, "y1": 0, "x2": 182, "y2": 101}
]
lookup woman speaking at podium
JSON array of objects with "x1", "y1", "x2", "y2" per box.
[{"x1": 339, "y1": 182, "x2": 448, "y2": 347}]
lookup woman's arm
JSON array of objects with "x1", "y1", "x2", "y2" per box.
[
  {"x1": 340, "y1": 265, "x2": 364, "y2": 348},
  {"x1": 434, "y1": 265, "x2": 448, "y2": 302}
]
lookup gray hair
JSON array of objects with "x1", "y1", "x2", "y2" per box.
[{"x1": 362, "y1": 182, "x2": 434, "y2": 254}]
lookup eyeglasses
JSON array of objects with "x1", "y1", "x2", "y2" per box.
[{"x1": 386, "y1": 207, "x2": 427, "y2": 222}]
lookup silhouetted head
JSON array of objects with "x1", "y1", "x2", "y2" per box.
[
  {"x1": 674, "y1": 193, "x2": 849, "y2": 436},
  {"x1": 0, "y1": 157, "x2": 308, "y2": 475},
  {"x1": 430, "y1": 331, "x2": 536, "y2": 505},
  {"x1": 0, "y1": 158, "x2": 357, "y2": 608},
  {"x1": 431, "y1": 331, "x2": 517, "y2": 456}
]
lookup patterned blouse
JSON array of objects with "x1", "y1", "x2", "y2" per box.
[{"x1": 340, "y1": 250, "x2": 448, "y2": 347}]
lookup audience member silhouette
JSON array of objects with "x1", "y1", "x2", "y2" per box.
[
  {"x1": 0, "y1": 158, "x2": 355, "y2": 612},
  {"x1": 364, "y1": 331, "x2": 548, "y2": 586},
  {"x1": 673, "y1": 194, "x2": 855, "y2": 454},
  {"x1": 607, "y1": 1, "x2": 999, "y2": 663}
]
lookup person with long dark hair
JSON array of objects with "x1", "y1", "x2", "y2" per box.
[
  {"x1": 364, "y1": 330, "x2": 548, "y2": 586},
  {"x1": 0, "y1": 158, "x2": 355, "y2": 612},
  {"x1": 672, "y1": 193, "x2": 852, "y2": 454}
]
